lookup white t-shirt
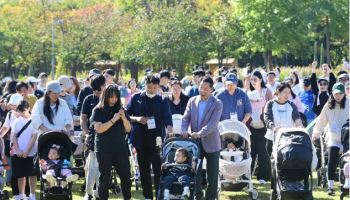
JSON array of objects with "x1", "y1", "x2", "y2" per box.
[{"x1": 12, "y1": 116, "x2": 37, "y2": 156}]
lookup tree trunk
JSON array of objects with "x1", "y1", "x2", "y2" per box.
[
  {"x1": 325, "y1": 16, "x2": 331, "y2": 64},
  {"x1": 71, "y1": 62, "x2": 77, "y2": 77},
  {"x1": 264, "y1": 50, "x2": 273, "y2": 71},
  {"x1": 130, "y1": 62, "x2": 138, "y2": 82}
]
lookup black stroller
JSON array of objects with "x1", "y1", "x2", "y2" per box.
[
  {"x1": 340, "y1": 120, "x2": 349, "y2": 200},
  {"x1": 157, "y1": 137, "x2": 200, "y2": 200},
  {"x1": 37, "y1": 131, "x2": 77, "y2": 200},
  {"x1": 271, "y1": 128, "x2": 314, "y2": 200}
]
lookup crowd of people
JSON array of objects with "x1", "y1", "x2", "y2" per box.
[{"x1": 0, "y1": 61, "x2": 347, "y2": 200}]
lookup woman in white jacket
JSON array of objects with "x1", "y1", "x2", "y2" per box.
[
  {"x1": 31, "y1": 81, "x2": 73, "y2": 135},
  {"x1": 312, "y1": 83, "x2": 349, "y2": 196}
]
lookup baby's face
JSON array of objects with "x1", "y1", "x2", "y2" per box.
[
  {"x1": 227, "y1": 142, "x2": 236, "y2": 149},
  {"x1": 174, "y1": 151, "x2": 187, "y2": 164},
  {"x1": 48, "y1": 148, "x2": 60, "y2": 160}
]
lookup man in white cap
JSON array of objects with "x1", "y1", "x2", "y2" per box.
[
  {"x1": 26, "y1": 77, "x2": 44, "y2": 99},
  {"x1": 58, "y1": 76, "x2": 74, "y2": 113}
]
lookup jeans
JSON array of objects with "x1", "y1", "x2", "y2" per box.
[
  {"x1": 96, "y1": 152, "x2": 131, "y2": 200},
  {"x1": 195, "y1": 144, "x2": 220, "y2": 200},
  {"x1": 164, "y1": 175, "x2": 190, "y2": 190}
]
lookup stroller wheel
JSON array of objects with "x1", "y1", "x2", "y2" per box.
[
  {"x1": 81, "y1": 183, "x2": 86, "y2": 192},
  {"x1": 2, "y1": 190, "x2": 9, "y2": 200},
  {"x1": 112, "y1": 185, "x2": 121, "y2": 194},
  {"x1": 249, "y1": 188, "x2": 258, "y2": 200}
]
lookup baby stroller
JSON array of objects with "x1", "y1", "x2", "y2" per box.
[
  {"x1": 37, "y1": 131, "x2": 77, "y2": 200},
  {"x1": 340, "y1": 120, "x2": 349, "y2": 200},
  {"x1": 129, "y1": 144, "x2": 141, "y2": 191},
  {"x1": 218, "y1": 120, "x2": 258, "y2": 200},
  {"x1": 157, "y1": 137, "x2": 200, "y2": 200},
  {"x1": 271, "y1": 128, "x2": 316, "y2": 200}
]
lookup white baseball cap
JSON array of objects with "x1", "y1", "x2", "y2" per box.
[
  {"x1": 26, "y1": 76, "x2": 39, "y2": 83},
  {"x1": 8, "y1": 93, "x2": 24, "y2": 106}
]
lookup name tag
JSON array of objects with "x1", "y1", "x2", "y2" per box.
[
  {"x1": 230, "y1": 112, "x2": 238, "y2": 121},
  {"x1": 147, "y1": 116, "x2": 156, "y2": 130}
]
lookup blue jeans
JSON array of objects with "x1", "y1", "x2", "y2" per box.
[{"x1": 164, "y1": 174, "x2": 190, "y2": 189}]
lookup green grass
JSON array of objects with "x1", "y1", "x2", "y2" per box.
[{"x1": 4, "y1": 172, "x2": 340, "y2": 200}]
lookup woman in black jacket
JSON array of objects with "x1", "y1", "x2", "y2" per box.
[
  {"x1": 310, "y1": 61, "x2": 336, "y2": 116},
  {"x1": 168, "y1": 80, "x2": 189, "y2": 115}
]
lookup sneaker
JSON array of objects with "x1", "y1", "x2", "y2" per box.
[
  {"x1": 182, "y1": 186, "x2": 190, "y2": 198},
  {"x1": 44, "y1": 174, "x2": 56, "y2": 186},
  {"x1": 327, "y1": 188, "x2": 335, "y2": 196},
  {"x1": 15, "y1": 194, "x2": 27, "y2": 200},
  {"x1": 28, "y1": 194, "x2": 36, "y2": 200},
  {"x1": 83, "y1": 194, "x2": 93, "y2": 200},
  {"x1": 344, "y1": 178, "x2": 350, "y2": 189},
  {"x1": 259, "y1": 179, "x2": 267, "y2": 185},
  {"x1": 66, "y1": 174, "x2": 79, "y2": 183},
  {"x1": 163, "y1": 189, "x2": 170, "y2": 200}
]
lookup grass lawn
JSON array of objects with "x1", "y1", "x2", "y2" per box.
[{"x1": 4, "y1": 172, "x2": 340, "y2": 200}]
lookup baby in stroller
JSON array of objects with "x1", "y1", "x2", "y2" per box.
[
  {"x1": 222, "y1": 137, "x2": 244, "y2": 162},
  {"x1": 39, "y1": 144, "x2": 79, "y2": 187},
  {"x1": 162, "y1": 148, "x2": 195, "y2": 200}
]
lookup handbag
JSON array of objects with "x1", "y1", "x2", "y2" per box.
[{"x1": 9, "y1": 119, "x2": 32, "y2": 156}]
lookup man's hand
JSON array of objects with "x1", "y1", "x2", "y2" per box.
[
  {"x1": 190, "y1": 132, "x2": 201, "y2": 139},
  {"x1": 137, "y1": 116, "x2": 148, "y2": 125}
]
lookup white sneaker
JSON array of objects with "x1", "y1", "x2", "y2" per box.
[
  {"x1": 28, "y1": 194, "x2": 36, "y2": 200},
  {"x1": 66, "y1": 174, "x2": 79, "y2": 183},
  {"x1": 163, "y1": 189, "x2": 170, "y2": 200},
  {"x1": 259, "y1": 179, "x2": 267, "y2": 185},
  {"x1": 344, "y1": 178, "x2": 350, "y2": 189},
  {"x1": 182, "y1": 186, "x2": 190, "y2": 198},
  {"x1": 15, "y1": 194, "x2": 27, "y2": 200}
]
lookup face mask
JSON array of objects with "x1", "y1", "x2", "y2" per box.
[{"x1": 146, "y1": 92, "x2": 156, "y2": 99}]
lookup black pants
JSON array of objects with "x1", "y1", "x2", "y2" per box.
[
  {"x1": 96, "y1": 152, "x2": 131, "y2": 200},
  {"x1": 327, "y1": 146, "x2": 340, "y2": 180},
  {"x1": 250, "y1": 127, "x2": 271, "y2": 181},
  {"x1": 266, "y1": 139, "x2": 273, "y2": 157},
  {"x1": 137, "y1": 147, "x2": 161, "y2": 199},
  {"x1": 195, "y1": 144, "x2": 220, "y2": 200}
]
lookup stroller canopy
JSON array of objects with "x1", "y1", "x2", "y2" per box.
[
  {"x1": 219, "y1": 120, "x2": 251, "y2": 146},
  {"x1": 37, "y1": 131, "x2": 77, "y2": 160},
  {"x1": 161, "y1": 137, "x2": 200, "y2": 163}
]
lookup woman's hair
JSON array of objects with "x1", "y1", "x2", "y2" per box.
[
  {"x1": 328, "y1": 93, "x2": 346, "y2": 109},
  {"x1": 275, "y1": 82, "x2": 296, "y2": 99},
  {"x1": 96, "y1": 84, "x2": 121, "y2": 112},
  {"x1": 4, "y1": 80, "x2": 17, "y2": 94},
  {"x1": 43, "y1": 91, "x2": 60, "y2": 124},
  {"x1": 171, "y1": 80, "x2": 183, "y2": 88},
  {"x1": 249, "y1": 70, "x2": 267, "y2": 91},
  {"x1": 70, "y1": 77, "x2": 80, "y2": 98},
  {"x1": 290, "y1": 72, "x2": 299, "y2": 85},
  {"x1": 16, "y1": 100, "x2": 30, "y2": 113},
  {"x1": 127, "y1": 79, "x2": 138, "y2": 89}
]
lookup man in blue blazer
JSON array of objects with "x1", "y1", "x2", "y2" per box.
[{"x1": 182, "y1": 76, "x2": 223, "y2": 200}]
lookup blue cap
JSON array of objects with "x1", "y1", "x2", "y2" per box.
[{"x1": 225, "y1": 73, "x2": 238, "y2": 85}]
